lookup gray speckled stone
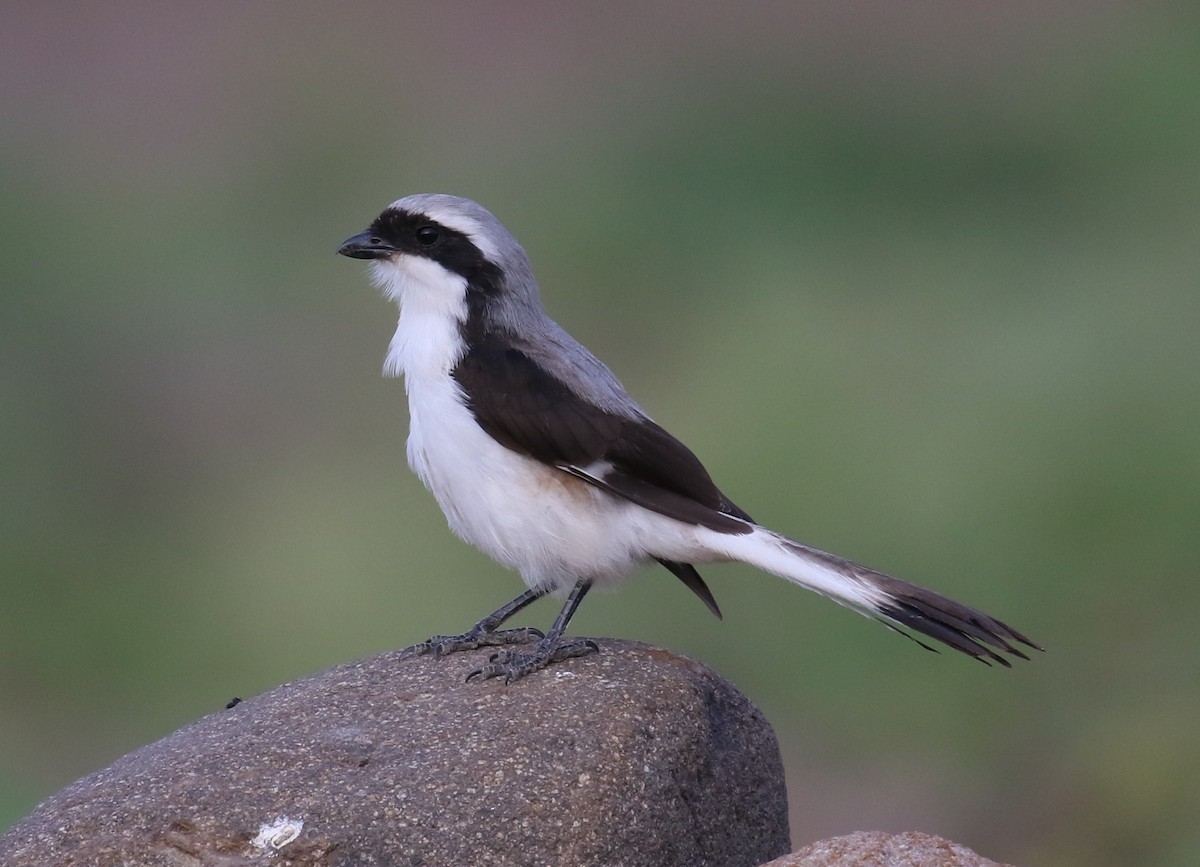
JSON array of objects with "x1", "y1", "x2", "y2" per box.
[{"x1": 1, "y1": 639, "x2": 790, "y2": 866}]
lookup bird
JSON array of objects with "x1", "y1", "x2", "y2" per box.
[{"x1": 337, "y1": 194, "x2": 1039, "y2": 683}]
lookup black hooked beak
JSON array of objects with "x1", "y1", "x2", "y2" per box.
[{"x1": 337, "y1": 230, "x2": 398, "y2": 260}]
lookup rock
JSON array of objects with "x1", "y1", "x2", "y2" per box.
[
  {"x1": 763, "y1": 831, "x2": 1014, "y2": 866},
  {"x1": 0, "y1": 639, "x2": 790, "y2": 866}
]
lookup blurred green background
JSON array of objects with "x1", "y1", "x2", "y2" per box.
[{"x1": 2, "y1": 4, "x2": 1198, "y2": 865}]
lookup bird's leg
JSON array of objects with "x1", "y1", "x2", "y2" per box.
[
  {"x1": 467, "y1": 579, "x2": 599, "y2": 684},
  {"x1": 400, "y1": 587, "x2": 547, "y2": 659}
]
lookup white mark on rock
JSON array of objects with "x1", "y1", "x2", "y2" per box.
[{"x1": 251, "y1": 816, "x2": 303, "y2": 852}]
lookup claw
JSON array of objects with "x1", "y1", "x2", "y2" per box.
[
  {"x1": 400, "y1": 626, "x2": 543, "y2": 661},
  {"x1": 466, "y1": 637, "x2": 600, "y2": 684}
]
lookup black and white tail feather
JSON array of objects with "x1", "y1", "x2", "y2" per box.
[
  {"x1": 740, "y1": 530, "x2": 1034, "y2": 666},
  {"x1": 338, "y1": 193, "x2": 1040, "y2": 682}
]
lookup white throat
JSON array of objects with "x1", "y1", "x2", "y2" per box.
[{"x1": 370, "y1": 256, "x2": 470, "y2": 383}]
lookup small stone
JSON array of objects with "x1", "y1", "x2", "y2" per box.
[{"x1": 763, "y1": 830, "x2": 1015, "y2": 867}]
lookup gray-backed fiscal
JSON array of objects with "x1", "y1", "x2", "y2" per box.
[{"x1": 337, "y1": 194, "x2": 1039, "y2": 683}]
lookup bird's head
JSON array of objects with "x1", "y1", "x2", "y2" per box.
[{"x1": 338, "y1": 194, "x2": 537, "y2": 316}]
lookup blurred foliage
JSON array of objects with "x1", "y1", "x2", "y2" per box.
[{"x1": 2, "y1": 4, "x2": 1199, "y2": 865}]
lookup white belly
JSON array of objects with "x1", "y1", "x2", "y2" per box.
[{"x1": 405, "y1": 373, "x2": 682, "y2": 592}]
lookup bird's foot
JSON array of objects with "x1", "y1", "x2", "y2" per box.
[
  {"x1": 399, "y1": 625, "x2": 544, "y2": 660},
  {"x1": 466, "y1": 636, "x2": 600, "y2": 684}
]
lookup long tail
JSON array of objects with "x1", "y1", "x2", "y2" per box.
[{"x1": 718, "y1": 527, "x2": 1040, "y2": 666}]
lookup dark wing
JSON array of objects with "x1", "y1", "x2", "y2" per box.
[{"x1": 452, "y1": 344, "x2": 753, "y2": 536}]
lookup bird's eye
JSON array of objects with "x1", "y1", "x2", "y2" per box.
[{"x1": 415, "y1": 225, "x2": 439, "y2": 246}]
